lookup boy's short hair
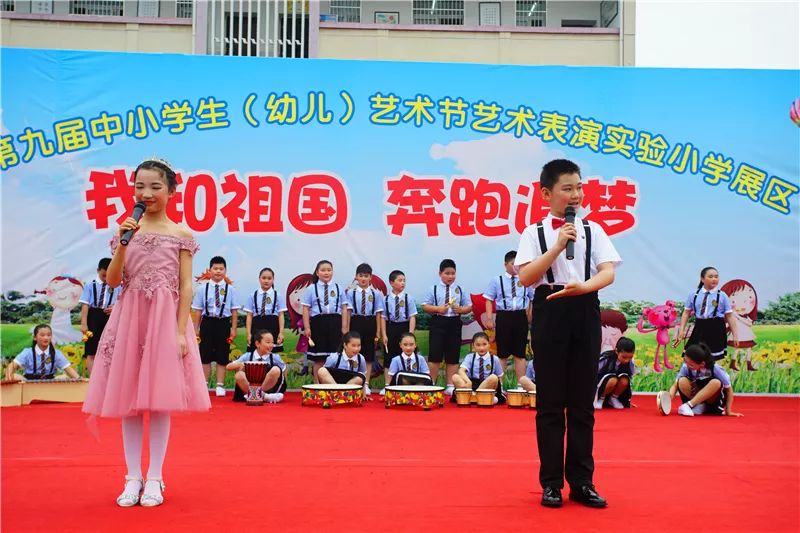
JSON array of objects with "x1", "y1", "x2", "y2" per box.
[
  {"x1": 616, "y1": 337, "x2": 636, "y2": 353},
  {"x1": 504, "y1": 250, "x2": 517, "y2": 263},
  {"x1": 355, "y1": 263, "x2": 373, "y2": 275},
  {"x1": 209, "y1": 256, "x2": 227, "y2": 268},
  {"x1": 253, "y1": 329, "x2": 273, "y2": 344},
  {"x1": 540, "y1": 159, "x2": 581, "y2": 191},
  {"x1": 389, "y1": 270, "x2": 405, "y2": 283},
  {"x1": 439, "y1": 259, "x2": 456, "y2": 273},
  {"x1": 97, "y1": 258, "x2": 112, "y2": 270}
]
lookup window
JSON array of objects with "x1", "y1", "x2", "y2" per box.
[
  {"x1": 137, "y1": 0, "x2": 159, "y2": 18},
  {"x1": 330, "y1": 0, "x2": 360, "y2": 23},
  {"x1": 412, "y1": 0, "x2": 464, "y2": 26},
  {"x1": 561, "y1": 19, "x2": 597, "y2": 28},
  {"x1": 515, "y1": 0, "x2": 546, "y2": 27},
  {"x1": 69, "y1": 1, "x2": 123, "y2": 16},
  {"x1": 0, "y1": 1, "x2": 14, "y2": 11},
  {"x1": 31, "y1": 1, "x2": 53, "y2": 14},
  {"x1": 479, "y1": 2, "x2": 500, "y2": 26},
  {"x1": 224, "y1": 12, "x2": 258, "y2": 56},
  {"x1": 176, "y1": 0, "x2": 193, "y2": 19}
]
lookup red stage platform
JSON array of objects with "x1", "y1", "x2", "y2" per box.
[{"x1": 2, "y1": 395, "x2": 798, "y2": 532}]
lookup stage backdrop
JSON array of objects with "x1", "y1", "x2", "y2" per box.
[{"x1": 2, "y1": 48, "x2": 798, "y2": 393}]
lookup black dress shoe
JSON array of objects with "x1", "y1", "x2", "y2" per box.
[
  {"x1": 541, "y1": 487, "x2": 563, "y2": 508},
  {"x1": 569, "y1": 485, "x2": 608, "y2": 508}
]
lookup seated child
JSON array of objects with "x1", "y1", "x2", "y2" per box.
[
  {"x1": 518, "y1": 359, "x2": 536, "y2": 392},
  {"x1": 386, "y1": 332, "x2": 432, "y2": 387},
  {"x1": 317, "y1": 331, "x2": 368, "y2": 389},
  {"x1": 668, "y1": 342, "x2": 742, "y2": 417},
  {"x1": 5, "y1": 324, "x2": 80, "y2": 381},
  {"x1": 452, "y1": 332, "x2": 505, "y2": 404},
  {"x1": 227, "y1": 330, "x2": 287, "y2": 403},
  {"x1": 594, "y1": 336, "x2": 637, "y2": 409}
]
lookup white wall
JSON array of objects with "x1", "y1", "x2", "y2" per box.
[{"x1": 636, "y1": 0, "x2": 799, "y2": 69}]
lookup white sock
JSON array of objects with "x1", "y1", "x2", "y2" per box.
[
  {"x1": 146, "y1": 412, "x2": 171, "y2": 480},
  {"x1": 121, "y1": 415, "x2": 144, "y2": 479}
]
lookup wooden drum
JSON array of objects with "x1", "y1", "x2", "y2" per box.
[
  {"x1": 528, "y1": 390, "x2": 537, "y2": 409},
  {"x1": 476, "y1": 388, "x2": 496, "y2": 407},
  {"x1": 454, "y1": 388, "x2": 474, "y2": 407},
  {"x1": 506, "y1": 388, "x2": 528, "y2": 408}
]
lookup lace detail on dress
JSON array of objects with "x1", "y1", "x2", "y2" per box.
[
  {"x1": 125, "y1": 262, "x2": 178, "y2": 301},
  {"x1": 179, "y1": 237, "x2": 199, "y2": 256},
  {"x1": 100, "y1": 335, "x2": 116, "y2": 368}
]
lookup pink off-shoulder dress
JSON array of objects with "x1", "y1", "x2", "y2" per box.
[{"x1": 83, "y1": 233, "x2": 211, "y2": 417}]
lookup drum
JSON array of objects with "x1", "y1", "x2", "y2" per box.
[
  {"x1": 301, "y1": 383, "x2": 364, "y2": 408},
  {"x1": 244, "y1": 362, "x2": 270, "y2": 406},
  {"x1": 528, "y1": 390, "x2": 537, "y2": 409},
  {"x1": 18, "y1": 378, "x2": 88, "y2": 405},
  {"x1": 455, "y1": 388, "x2": 474, "y2": 407},
  {"x1": 657, "y1": 391, "x2": 671, "y2": 416},
  {"x1": 506, "y1": 388, "x2": 527, "y2": 408},
  {"x1": 476, "y1": 388, "x2": 495, "y2": 407},
  {"x1": 384, "y1": 385, "x2": 445, "y2": 410}
]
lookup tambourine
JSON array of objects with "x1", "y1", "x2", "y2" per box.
[{"x1": 657, "y1": 391, "x2": 671, "y2": 416}]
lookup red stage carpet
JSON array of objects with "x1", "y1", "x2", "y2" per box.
[{"x1": 2, "y1": 395, "x2": 798, "y2": 532}]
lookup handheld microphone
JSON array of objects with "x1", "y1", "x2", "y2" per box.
[
  {"x1": 120, "y1": 202, "x2": 146, "y2": 246},
  {"x1": 564, "y1": 206, "x2": 576, "y2": 261}
]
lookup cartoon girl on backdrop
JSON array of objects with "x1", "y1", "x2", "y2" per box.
[
  {"x1": 286, "y1": 273, "x2": 313, "y2": 361},
  {"x1": 601, "y1": 310, "x2": 628, "y2": 353},
  {"x1": 720, "y1": 279, "x2": 758, "y2": 371},
  {"x1": 34, "y1": 275, "x2": 84, "y2": 344}
]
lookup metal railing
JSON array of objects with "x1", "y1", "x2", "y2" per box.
[
  {"x1": 177, "y1": 0, "x2": 193, "y2": 19},
  {"x1": 208, "y1": 1, "x2": 309, "y2": 58},
  {"x1": 1, "y1": 0, "x2": 14, "y2": 11}
]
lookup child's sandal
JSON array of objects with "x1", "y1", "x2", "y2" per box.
[
  {"x1": 116, "y1": 476, "x2": 143, "y2": 507},
  {"x1": 140, "y1": 478, "x2": 166, "y2": 507}
]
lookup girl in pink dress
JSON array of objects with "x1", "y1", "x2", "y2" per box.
[{"x1": 83, "y1": 159, "x2": 210, "y2": 508}]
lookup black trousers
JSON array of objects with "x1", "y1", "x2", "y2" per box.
[
  {"x1": 385, "y1": 320, "x2": 410, "y2": 365},
  {"x1": 531, "y1": 287, "x2": 600, "y2": 490},
  {"x1": 350, "y1": 315, "x2": 377, "y2": 362},
  {"x1": 85, "y1": 307, "x2": 110, "y2": 356}
]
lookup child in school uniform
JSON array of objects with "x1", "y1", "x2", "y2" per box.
[
  {"x1": 79, "y1": 257, "x2": 121, "y2": 376},
  {"x1": 227, "y1": 330, "x2": 287, "y2": 404},
  {"x1": 515, "y1": 159, "x2": 621, "y2": 509},
  {"x1": 317, "y1": 331, "x2": 368, "y2": 388},
  {"x1": 381, "y1": 270, "x2": 417, "y2": 393},
  {"x1": 452, "y1": 332, "x2": 504, "y2": 404},
  {"x1": 244, "y1": 267, "x2": 287, "y2": 353},
  {"x1": 5, "y1": 324, "x2": 81, "y2": 381},
  {"x1": 483, "y1": 250, "x2": 534, "y2": 380},
  {"x1": 594, "y1": 337, "x2": 637, "y2": 410},
  {"x1": 674, "y1": 266, "x2": 738, "y2": 362},
  {"x1": 386, "y1": 332, "x2": 433, "y2": 386},
  {"x1": 301, "y1": 260, "x2": 346, "y2": 383},
  {"x1": 518, "y1": 359, "x2": 536, "y2": 392},
  {"x1": 421, "y1": 259, "x2": 472, "y2": 394},
  {"x1": 192, "y1": 256, "x2": 240, "y2": 397},
  {"x1": 667, "y1": 343, "x2": 742, "y2": 417},
  {"x1": 344, "y1": 263, "x2": 384, "y2": 395}
]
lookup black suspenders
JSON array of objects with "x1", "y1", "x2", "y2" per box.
[
  {"x1": 402, "y1": 354, "x2": 420, "y2": 372},
  {"x1": 31, "y1": 348, "x2": 56, "y2": 377},
  {"x1": 385, "y1": 293, "x2": 410, "y2": 321},
  {"x1": 314, "y1": 283, "x2": 340, "y2": 314},
  {"x1": 536, "y1": 220, "x2": 593, "y2": 283},
  {"x1": 204, "y1": 283, "x2": 229, "y2": 317},
  {"x1": 252, "y1": 289, "x2": 279, "y2": 316},
  {"x1": 693, "y1": 288, "x2": 721, "y2": 318},
  {"x1": 470, "y1": 352, "x2": 494, "y2": 377},
  {"x1": 91, "y1": 281, "x2": 111, "y2": 308},
  {"x1": 499, "y1": 276, "x2": 508, "y2": 310}
]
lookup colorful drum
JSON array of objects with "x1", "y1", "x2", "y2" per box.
[
  {"x1": 244, "y1": 362, "x2": 270, "y2": 406},
  {"x1": 528, "y1": 390, "x2": 537, "y2": 409},
  {"x1": 455, "y1": 388, "x2": 474, "y2": 407},
  {"x1": 476, "y1": 388, "x2": 495, "y2": 407},
  {"x1": 384, "y1": 385, "x2": 445, "y2": 410},
  {"x1": 506, "y1": 388, "x2": 527, "y2": 408},
  {"x1": 301, "y1": 383, "x2": 364, "y2": 408}
]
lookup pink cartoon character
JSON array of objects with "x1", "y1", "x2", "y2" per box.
[{"x1": 637, "y1": 301, "x2": 679, "y2": 372}]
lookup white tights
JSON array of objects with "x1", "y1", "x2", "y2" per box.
[{"x1": 121, "y1": 412, "x2": 171, "y2": 480}]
